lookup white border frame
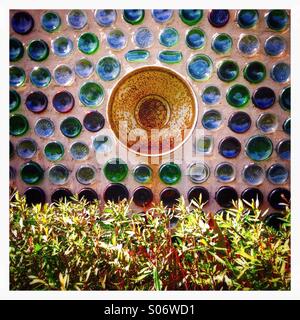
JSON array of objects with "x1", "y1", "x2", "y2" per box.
[{"x1": 1, "y1": 0, "x2": 299, "y2": 300}]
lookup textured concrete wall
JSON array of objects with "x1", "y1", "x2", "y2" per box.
[{"x1": 9, "y1": 9, "x2": 290, "y2": 212}]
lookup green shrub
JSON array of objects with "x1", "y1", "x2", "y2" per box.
[{"x1": 10, "y1": 192, "x2": 290, "y2": 290}]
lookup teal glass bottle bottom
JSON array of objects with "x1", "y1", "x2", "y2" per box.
[
  {"x1": 44, "y1": 141, "x2": 64, "y2": 161},
  {"x1": 186, "y1": 28, "x2": 205, "y2": 49},
  {"x1": 52, "y1": 36, "x2": 73, "y2": 57},
  {"x1": 196, "y1": 136, "x2": 213, "y2": 154},
  {"x1": 238, "y1": 34, "x2": 259, "y2": 56},
  {"x1": 10, "y1": 90, "x2": 21, "y2": 112},
  {"x1": 134, "y1": 27, "x2": 154, "y2": 48},
  {"x1": 187, "y1": 162, "x2": 209, "y2": 183},
  {"x1": 75, "y1": 58, "x2": 94, "y2": 78},
  {"x1": 159, "y1": 162, "x2": 181, "y2": 185},
  {"x1": 212, "y1": 33, "x2": 232, "y2": 54},
  {"x1": 267, "y1": 163, "x2": 289, "y2": 184},
  {"x1": 179, "y1": 9, "x2": 203, "y2": 26},
  {"x1": 30, "y1": 67, "x2": 51, "y2": 88},
  {"x1": 94, "y1": 10, "x2": 116, "y2": 27},
  {"x1": 125, "y1": 50, "x2": 150, "y2": 62},
  {"x1": 48, "y1": 164, "x2": 69, "y2": 185},
  {"x1": 242, "y1": 163, "x2": 265, "y2": 186},
  {"x1": 10, "y1": 66, "x2": 26, "y2": 87},
  {"x1": 159, "y1": 27, "x2": 179, "y2": 47},
  {"x1": 78, "y1": 32, "x2": 99, "y2": 55},
  {"x1": 201, "y1": 86, "x2": 221, "y2": 105},
  {"x1": 41, "y1": 11, "x2": 61, "y2": 32},
  {"x1": 54, "y1": 65, "x2": 74, "y2": 86},
  {"x1": 243, "y1": 61, "x2": 266, "y2": 84},
  {"x1": 256, "y1": 113, "x2": 278, "y2": 133},
  {"x1": 16, "y1": 138, "x2": 37, "y2": 159},
  {"x1": 10, "y1": 114, "x2": 29, "y2": 136},
  {"x1": 226, "y1": 84, "x2": 250, "y2": 108},
  {"x1": 70, "y1": 142, "x2": 89, "y2": 160},
  {"x1": 34, "y1": 118, "x2": 54, "y2": 137},
  {"x1": 27, "y1": 39, "x2": 49, "y2": 62},
  {"x1": 276, "y1": 139, "x2": 290, "y2": 161},
  {"x1": 60, "y1": 117, "x2": 82, "y2": 138},
  {"x1": 202, "y1": 110, "x2": 222, "y2": 130},
  {"x1": 237, "y1": 10, "x2": 259, "y2": 28},
  {"x1": 67, "y1": 9, "x2": 87, "y2": 30},
  {"x1": 10, "y1": 38, "x2": 24, "y2": 62},
  {"x1": 133, "y1": 164, "x2": 152, "y2": 184},
  {"x1": 187, "y1": 54, "x2": 213, "y2": 81},
  {"x1": 123, "y1": 9, "x2": 145, "y2": 25},
  {"x1": 107, "y1": 29, "x2": 127, "y2": 50},
  {"x1": 83, "y1": 111, "x2": 105, "y2": 132},
  {"x1": 279, "y1": 87, "x2": 290, "y2": 111},
  {"x1": 103, "y1": 183, "x2": 129, "y2": 203},
  {"x1": 93, "y1": 135, "x2": 113, "y2": 153},
  {"x1": 158, "y1": 51, "x2": 183, "y2": 64},
  {"x1": 245, "y1": 135, "x2": 273, "y2": 161},
  {"x1": 104, "y1": 158, "x2": 128, "y2": 182},
  {"x1": 215, "y1": 162, "x2": 235, "y2": 183},
  {"x1": 76, "y1": 165, "x2": 97, "y2": 185},
  {"x1": 217, "y1": 60, "x2": 239, "y2": 82},
  {"x1": 96, "y1": 56, "x2": 121, "y2": 81},
  {"x1": 20, "y1": 161, "x2": 44, "y2": 185},
  {"x1": 79, "y1": 82, "x2": 104, "y2": 107}
]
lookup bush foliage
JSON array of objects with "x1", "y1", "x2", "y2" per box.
[{"x1": 10, "y1": 192, "x2": 290, "y2": 290}]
